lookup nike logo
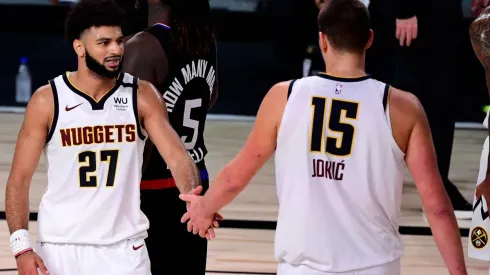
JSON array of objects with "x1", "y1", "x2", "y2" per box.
[
  {"x1": 65, "y1": 103, "x2": 83, "y2": 112},
  {"x1": 133, "y1": 244, "x2": 144, "y2": 251}
]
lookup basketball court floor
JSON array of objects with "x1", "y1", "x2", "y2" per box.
[{"x1": 0, "y1": 113, "x2": 488, "y2": 274}]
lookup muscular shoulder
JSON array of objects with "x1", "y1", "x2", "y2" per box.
[
  {"x1": 388, "y1": 87, "x2": 426, "y2": 152},
  {"x1": 25, "y1": 83, "x2": 54, "y2": 128},
  {"x1": 30, "y1": 84, "x2": 54, "y2": 111},
  {"x1": 136, "y1": 80, "x2": 164, "y2": 108},
  {"x1": 125, "y1": 31, "x2": 165, "y2": 59},
  {"x1": 389, "y1": 87, "x2": 424, "y2": 119}
]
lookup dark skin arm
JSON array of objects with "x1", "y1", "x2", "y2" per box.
[
  {"x1": 470, "y1": 7, "x2": 490, "y2": 210},
  {"x1": 123, "y1": 32, "x2": 168, "y2": 174},
  {"x1": 137, "y1": 80, "x2": 200, "y2": 194}
]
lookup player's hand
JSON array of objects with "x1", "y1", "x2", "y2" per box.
[
  {"x1": 179, "y1": 193, "x2": 216, "y2": 239},
  {"x1": 396, "y1": 16, "x2": 418, "y2": 47},
  {"x1": 185, "y1": 186, "x2": 224, "y2": 230},
  {"x1": 476, "y1": 176, "x2": 490, "y2": 212},
  {"x1": 16, "y1": 251, "x2": 49, "y2": 275}
]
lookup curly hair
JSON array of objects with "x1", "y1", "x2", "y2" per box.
[
  {"x1": 65, "y1": 0, "x2": 126, "y2": 42},
  {"x1": 158, "y1": 0, "x2": 215, "y2": 56}
]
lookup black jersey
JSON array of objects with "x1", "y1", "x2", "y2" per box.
[{"x1": 142, "y1": 23, "x2": 217, "y2": 183}]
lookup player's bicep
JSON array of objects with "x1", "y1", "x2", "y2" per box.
[
  {"x1": 226, "y1": 83, "x2": 287, "y2": 180},
  {"x1": 9, "y1": 90, "x2": 51, "y2": 186},
  {"x1": 405, "y1": 99, "x2": 449, "y2": 208},
  {"x1": 138, "y1": 82, "x2": 186, "y2": 167}
]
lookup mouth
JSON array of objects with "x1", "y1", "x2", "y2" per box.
[{"x1": 105, "y1": 58, "x2": 121, "y2": 68}]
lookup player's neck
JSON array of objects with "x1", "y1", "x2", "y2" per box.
[
  {"x1": 70, "y1": 69, "x2": 117, "y2": 100},
  {"x1": 323, "y1": 52, "x2": 367, "y2": 78},
  {"x1": 148, "y1": 3, "x2": 171, "y2": 27}
]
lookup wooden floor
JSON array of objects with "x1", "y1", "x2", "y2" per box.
[{"x1": 0, "y1": 113, "x2": 488, "y2": 274}]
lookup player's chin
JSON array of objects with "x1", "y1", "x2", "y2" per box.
[{"x1": 106, "y1": 65, "x2": 120, "y2": 71}]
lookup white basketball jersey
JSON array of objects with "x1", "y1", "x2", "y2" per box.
[
  {"x1": 38, "y1": 72, "x2": 149, "y2": 245},
  {"x1": 274, "y1": 74, "x2": 405, "y2": 272},
  {"x1": 468, "y1": 110, "x2": 490, "y2": 261}
]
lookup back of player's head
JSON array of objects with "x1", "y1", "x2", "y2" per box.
[
  {"x1": 317, "y1": 0, "x2": 371, "y2": 54},
  {"x1": 65, "y1": 0, "x2": 126, "y2": 42},
  {"x1": 157, "y1": 0, "x2": 215, "y2": 55}
]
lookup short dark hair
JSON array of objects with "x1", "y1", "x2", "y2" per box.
[
  {"x1": 65, "y1": 0, "x2": 126, "y2": 42},
  {"x1": 317, "y1": 0, "x2": 371, "y2": 53}
]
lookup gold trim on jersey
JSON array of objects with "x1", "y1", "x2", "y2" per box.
[{"x1": 65, "y1": 72, "x2": 120, "y2": 103}]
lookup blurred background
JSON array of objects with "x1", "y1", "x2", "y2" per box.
[{"x1": 0, "y1": 0, "x2": 487, "y2": 123}]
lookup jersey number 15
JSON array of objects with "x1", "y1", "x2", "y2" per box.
[{"x1": 309, "y1": 97, "x2": 359, "y2": 157}]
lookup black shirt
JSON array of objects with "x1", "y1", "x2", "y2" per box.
[{"x1": 142, "y1": 23, "x2": 217, "y2": 182}]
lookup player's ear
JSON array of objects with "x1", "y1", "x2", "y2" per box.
[
  {"x1": 364, "y1": 29, "x2": 374, "y2": 50},
  {"x1": 73, "y1": 39, "x2": 85, "y2": 58},
  {"x1": 319, "y1": 32, "x2": 328, "y2": 53}
]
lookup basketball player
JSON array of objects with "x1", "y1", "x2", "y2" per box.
[
  {"x1": 180, "y1": 0, "x2": 468, "y2": 274},
  {"x1": 121, "y1": 0, "x2": 218, "y2": 274},
  {"x1": 4, "y1": 1, "x2": 210, "y2": 274},
  {"x1": 467, "y1": 6, "x2": 490, "y2": 265}
]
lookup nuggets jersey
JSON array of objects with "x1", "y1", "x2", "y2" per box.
[
  {"x1": 468, "y1": 110, "x2": 490, "y2": 261},
  {"x1": 274, "y1": 74, "x2": 405, "y2": 272},
  {"x1": 38, "y1": 72, "x2": 149, "y2": 245}
]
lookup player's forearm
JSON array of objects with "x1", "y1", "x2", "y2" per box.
[
  {"x1": 202, "y1": 165, "x2": 248, "y2": 215},
  {"x1": 169, "y1": 155, "x2": 201, "y2": 195},
  {"x1": 5, "y1": 178, "x2": 30, "y2": 234},
  {"x1": 424, "y1": 204, "x2": 467, "y2": 275}
]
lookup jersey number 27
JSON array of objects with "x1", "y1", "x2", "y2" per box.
[
  {"x1": 309, "y1": 96, "x2": 359, "y2": 157},
  {"x1": 78, "y1": 150, "x2": 119, "y2": 188}
]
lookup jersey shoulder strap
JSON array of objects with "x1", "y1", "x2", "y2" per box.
[{"x1": 145, "y1": 23, "x2": 173, "y2": 55}]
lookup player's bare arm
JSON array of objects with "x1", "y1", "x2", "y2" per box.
[
  {"x1": 470, "y1": 8, "x2": 490, "y2": 209},
  {"x1": 180, "y1": 81, "x2": 290, "y2": 237},
  {"x1": 5, "y1": 85, "x2": 52, "y2": 274},
  {"x1": 390, "y1": 88, "x2": 467, "y2": 274},
  {"x1": 137, "y1": 79, "x2": 200, "y2": 195},
  {"x1": 123, "y1": 32, "x2": 169, "y2": 173}
]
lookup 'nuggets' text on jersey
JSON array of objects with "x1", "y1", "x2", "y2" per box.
[
  {"x1": 39, "y1": 72, "x2": 149, "y2": 246},
  {"x1": 59, "y1": 124, "x2": 137, "y2": 146}
]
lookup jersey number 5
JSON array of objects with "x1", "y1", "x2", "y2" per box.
[
  {"x1": 310, "y1": 97, "x2": 359, "y2": 157},
  {"x1": 78, "y1": 150, "x2": 119, "y2": 188},
  {"x1": 181, "y1": 99, "x2": 202, "y2": 149}
]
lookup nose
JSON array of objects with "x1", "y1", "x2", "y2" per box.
[{"x1": 109, "y1": 41, "x2": 123, "y2": 56}]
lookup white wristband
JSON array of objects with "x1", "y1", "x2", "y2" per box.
[{"x1": 10, "y1": 229, "x2": 33, "y2": 257}]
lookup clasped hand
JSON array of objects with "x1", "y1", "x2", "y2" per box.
[{"x1": 180, "y1": 186, "x2": 222, "y2": 240}]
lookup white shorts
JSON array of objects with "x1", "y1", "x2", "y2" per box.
[
  {"x1": 35, "y1": 237, "x2": 151, "y2": 275},
  {"x1": 277, "y1": 259, "x2": 400, "y2": 275},
  {"x1": 469, "y1": 136, "x2": 490, "y2": 261}
]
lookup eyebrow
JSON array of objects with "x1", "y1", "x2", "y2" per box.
[{"x1": 96, "y1": 36, "x2": 124, "y2": 42}]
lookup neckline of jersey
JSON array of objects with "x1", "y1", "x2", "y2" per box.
[
  {"x1": 62, "y1": 72, "x2": 122, "y2": 110},
  {"x1": 316, "y1": 73, "x2": 371, "y2": 82}
]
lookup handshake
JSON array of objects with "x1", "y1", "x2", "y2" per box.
[{"x1": 179, "y1": 186, "x2": 223, "y2": 240}]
